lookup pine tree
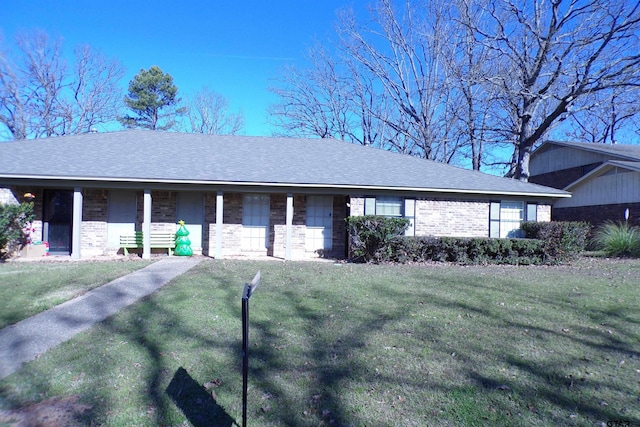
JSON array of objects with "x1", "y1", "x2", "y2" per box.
[{"x1": 119, "y1": 65, "x2": 185, "y2": 130}]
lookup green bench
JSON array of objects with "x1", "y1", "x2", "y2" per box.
[{"x1": 120, "y1": 231, "x2": 176, "y2": 256}]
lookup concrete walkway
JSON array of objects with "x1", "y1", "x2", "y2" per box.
[{"x1": 0, "y1": 257, "x2": 202, "y2": 380}]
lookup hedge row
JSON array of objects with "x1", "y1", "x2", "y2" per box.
[
  {"x1": 388, "y1": 236, "x2": 545, "y2": 265},
  {"x1": 347, "y1": 216, "x2": 590, "y2": 265}
]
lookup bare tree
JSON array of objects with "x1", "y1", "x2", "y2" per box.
[
  {"x1": 270, "y1": 40, "x2": 409, "y2": 151},
  {"x1": 185, "y1": 87, "x2": 245, "y2": 135},
  {"x1": 336, "y1": 0, "x2": 456, "y2": 160},
  {"x1": 0, "y1": 38, "x2": 28, "y2": 140},
  {"x1": 269, "y1": 0, "x2": 640, "y2": 176},
  {"x1": 65, "y1": 44, "x2": 124, "y2": 135},
  {"x1": 469, "y1": 0, "x2": 640, "y2": 180},
  {"x1": 0, "y1": 31, "x2": 124, "y2": 140},
  {"x1": 270, "y1": 1, "x2": 472, "y2": 163},
  {"x1": 441, "y1": 0, "x2": 499, "y2": 170},
  {"x1": 269, "y1": 44, "x2": 355, "y2": 141},
  {"x1": 560, "y1": 86, "x2": 640, "y2": 144}
]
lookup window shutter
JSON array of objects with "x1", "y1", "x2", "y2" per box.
[
  {"x1": 404, "y1": 199, "x2": 415, "y2": 236},
  {"x1": 489, "y1": 202, "x2": 500, "y2": 238},
  {"x1": 364, "y1": 197, "x2": 376, "y2": 215}
]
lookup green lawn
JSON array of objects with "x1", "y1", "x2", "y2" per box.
[
  {"x1": 0, "y1": 259, "x2": 155, "y2": 329},
  {"x1": 0, "y1": 258, "x2": 638, "y2": 426}
]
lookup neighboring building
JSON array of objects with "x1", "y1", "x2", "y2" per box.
[
  {"x1": 0, "y1": 130, "x2": 568, "y2": 259},
  {"x1": 529, "y1": 140, "x2": 640, "y2": 227}
]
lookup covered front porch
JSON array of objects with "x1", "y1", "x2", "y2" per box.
[{"x1": 8, "y1": 185, "x2": 348, "y2": 261}]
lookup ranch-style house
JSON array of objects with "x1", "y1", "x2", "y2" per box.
[{"x1": 0, "y1": 130, "x2": 569, "y2": 260}]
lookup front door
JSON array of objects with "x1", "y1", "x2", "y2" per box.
[
  {"x1": 107, "y1": 190, "x2": 137, "y2": 248},
  {"x1": 43, "y1": 190, "x2": 73, "y2": 254},
  {"x1": 306, "y1": 195, "x2": 333, "y2": 251},
  {"x1": 177, "y1": 192, "x2": 204, "y2": 250}
]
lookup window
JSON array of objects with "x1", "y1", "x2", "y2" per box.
[
  {"x1": 364, "y1": 196, "x2": 415, "y2": 236},
  {"x1": 242, "y1": 194, "x2": 270, "y2": 250},
  {"x1": 490, "y1": 201, "x2": 536, "y2": 238},
  {"x1": 364, "y1": 196, "x2": 403, "y2": 217}
]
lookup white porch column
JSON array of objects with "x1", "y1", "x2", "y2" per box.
[
  {"x1": 71, "y1": 187, "x2": 83, "y2": 260},
  {"x1": 143, "y1": 189, "x2": 152, "y2": 259},
  {"x1": 285, "y1": 193, "x2": 294, "y2": 260},
  {"x1": 215, "y1": 191, "x2": 224, "y2": 259}
]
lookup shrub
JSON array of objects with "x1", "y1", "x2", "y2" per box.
[
  {"x1": 521, "y1": 221, "x2": 590, "y2": 262},
  {"x1": 592, "y1": 221, "x2": 640, "y2": 258},
  {"x1": 388, "y1": 236, "x2": 546, "y2": 265},
  {"x1": 0, "y1": 202, "x2": 35, "y2": 259},
  {"x1": 347, "y1": 216, "x2": 410, "y2": 263},
  {"x1": 348, "y1": 218, "x2": 588, "y2": 265}
]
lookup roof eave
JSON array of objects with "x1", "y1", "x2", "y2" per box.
[
  {"x1": 541, "y1": 140, "x2": 640, "y2": 162},
  {"x1": 0, "y1": 173, "x2": 571, "y2": 198},
  {"x1": 563, "y1": 160, "x2": 640, "y2": 191}
]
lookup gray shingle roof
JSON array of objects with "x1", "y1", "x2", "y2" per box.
[
  {"x1": 537, "y1": 140, "x2": 640, "y2": 161},
  {"x1": 0, "y1": 130, "x2": 568, "y2": 197}
]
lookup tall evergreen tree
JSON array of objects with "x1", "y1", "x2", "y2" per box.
[{"x1": 119, "y1": 65, "x2": 184, "y2": 130}]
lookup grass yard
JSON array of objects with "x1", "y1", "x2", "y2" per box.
[
  {"x1": 0, "y1": 259, "x2": 155, "y2": 329},
  {"x1": 0, "y1": 258, "x2": 638, "y2": 426}
]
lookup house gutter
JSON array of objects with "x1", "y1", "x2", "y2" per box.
[{"x1": 0, "y1": 174, "x2": 571, "y2": 199}]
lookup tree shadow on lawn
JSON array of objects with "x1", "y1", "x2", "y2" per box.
[
  {"x1": 3, "y1": 260, "x2": 637, "y2": 426},
  {"x1": 0, "y1": 277, "x2": 240, "y2": 426},
  {"x1": 114, "y1": 280, "x2": 243, "y2": 426},
  {"x1": 238, "y1": 279, "x2": 447, "y2": 426},
  {"x1": 218, "y1": 261, "x2": 639, "y2": 425},
  {"x1": 417, "y1": 271, "x2": 640, "y2": 424}
]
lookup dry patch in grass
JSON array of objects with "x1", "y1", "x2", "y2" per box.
[{"x1": 0, "y1": 395, "x2": 92, "y2": 427}]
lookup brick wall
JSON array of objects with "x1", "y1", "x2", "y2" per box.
[
  {"x1": 331, "y1": 196, "x2": 348, "y2": 258},
  {"x1": 349, "y1": 196, "x2": 552, "y2": 239},
  {"x1": 537, "y1": 204, "x2": 551, "y2": 222},
  {"x1": 221, "y1": 193, "x2": 243, "y2": 256},
  {"x1": 270, "y1": 194, "x2": 310, "y2": 258},
  {"x1": 81, "y1": 189, "x2": 108, "y2": 256},
  {"x1": 83, "y1": 189, "x2": 108, "y2": 221},
  {"x1": 0, "y1": 188, "x2": 18, "y2": 205},
  {"x1": 81, "y1": 221, "x2": 107, "y2": 256},
  {"x1": 147, "y1": 191, "x2": 177, "y2": 233},
  {"x1": 4, "y1": 187, "x2": 556, "y2": 259},
  {"x1": 202, "y1": 193, "x2": 217, "y2": 256},
  {"x1": 12, "y1": 187, "x2": 43, "y2": 243},
  {"x1": 415, "y1": 199, "x2": 490, "y2": 237},
  {"x1": 350, "y1": 196, "x2": 365, "y2": 216}
]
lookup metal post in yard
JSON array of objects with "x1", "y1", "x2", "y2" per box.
[{"x1": 242, "y1": 270, "x2": 261, "y2": 427}]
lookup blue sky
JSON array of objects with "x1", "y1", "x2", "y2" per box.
[{"x1": 2, "y1": 1, "x2": 358, "y2": 136}]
